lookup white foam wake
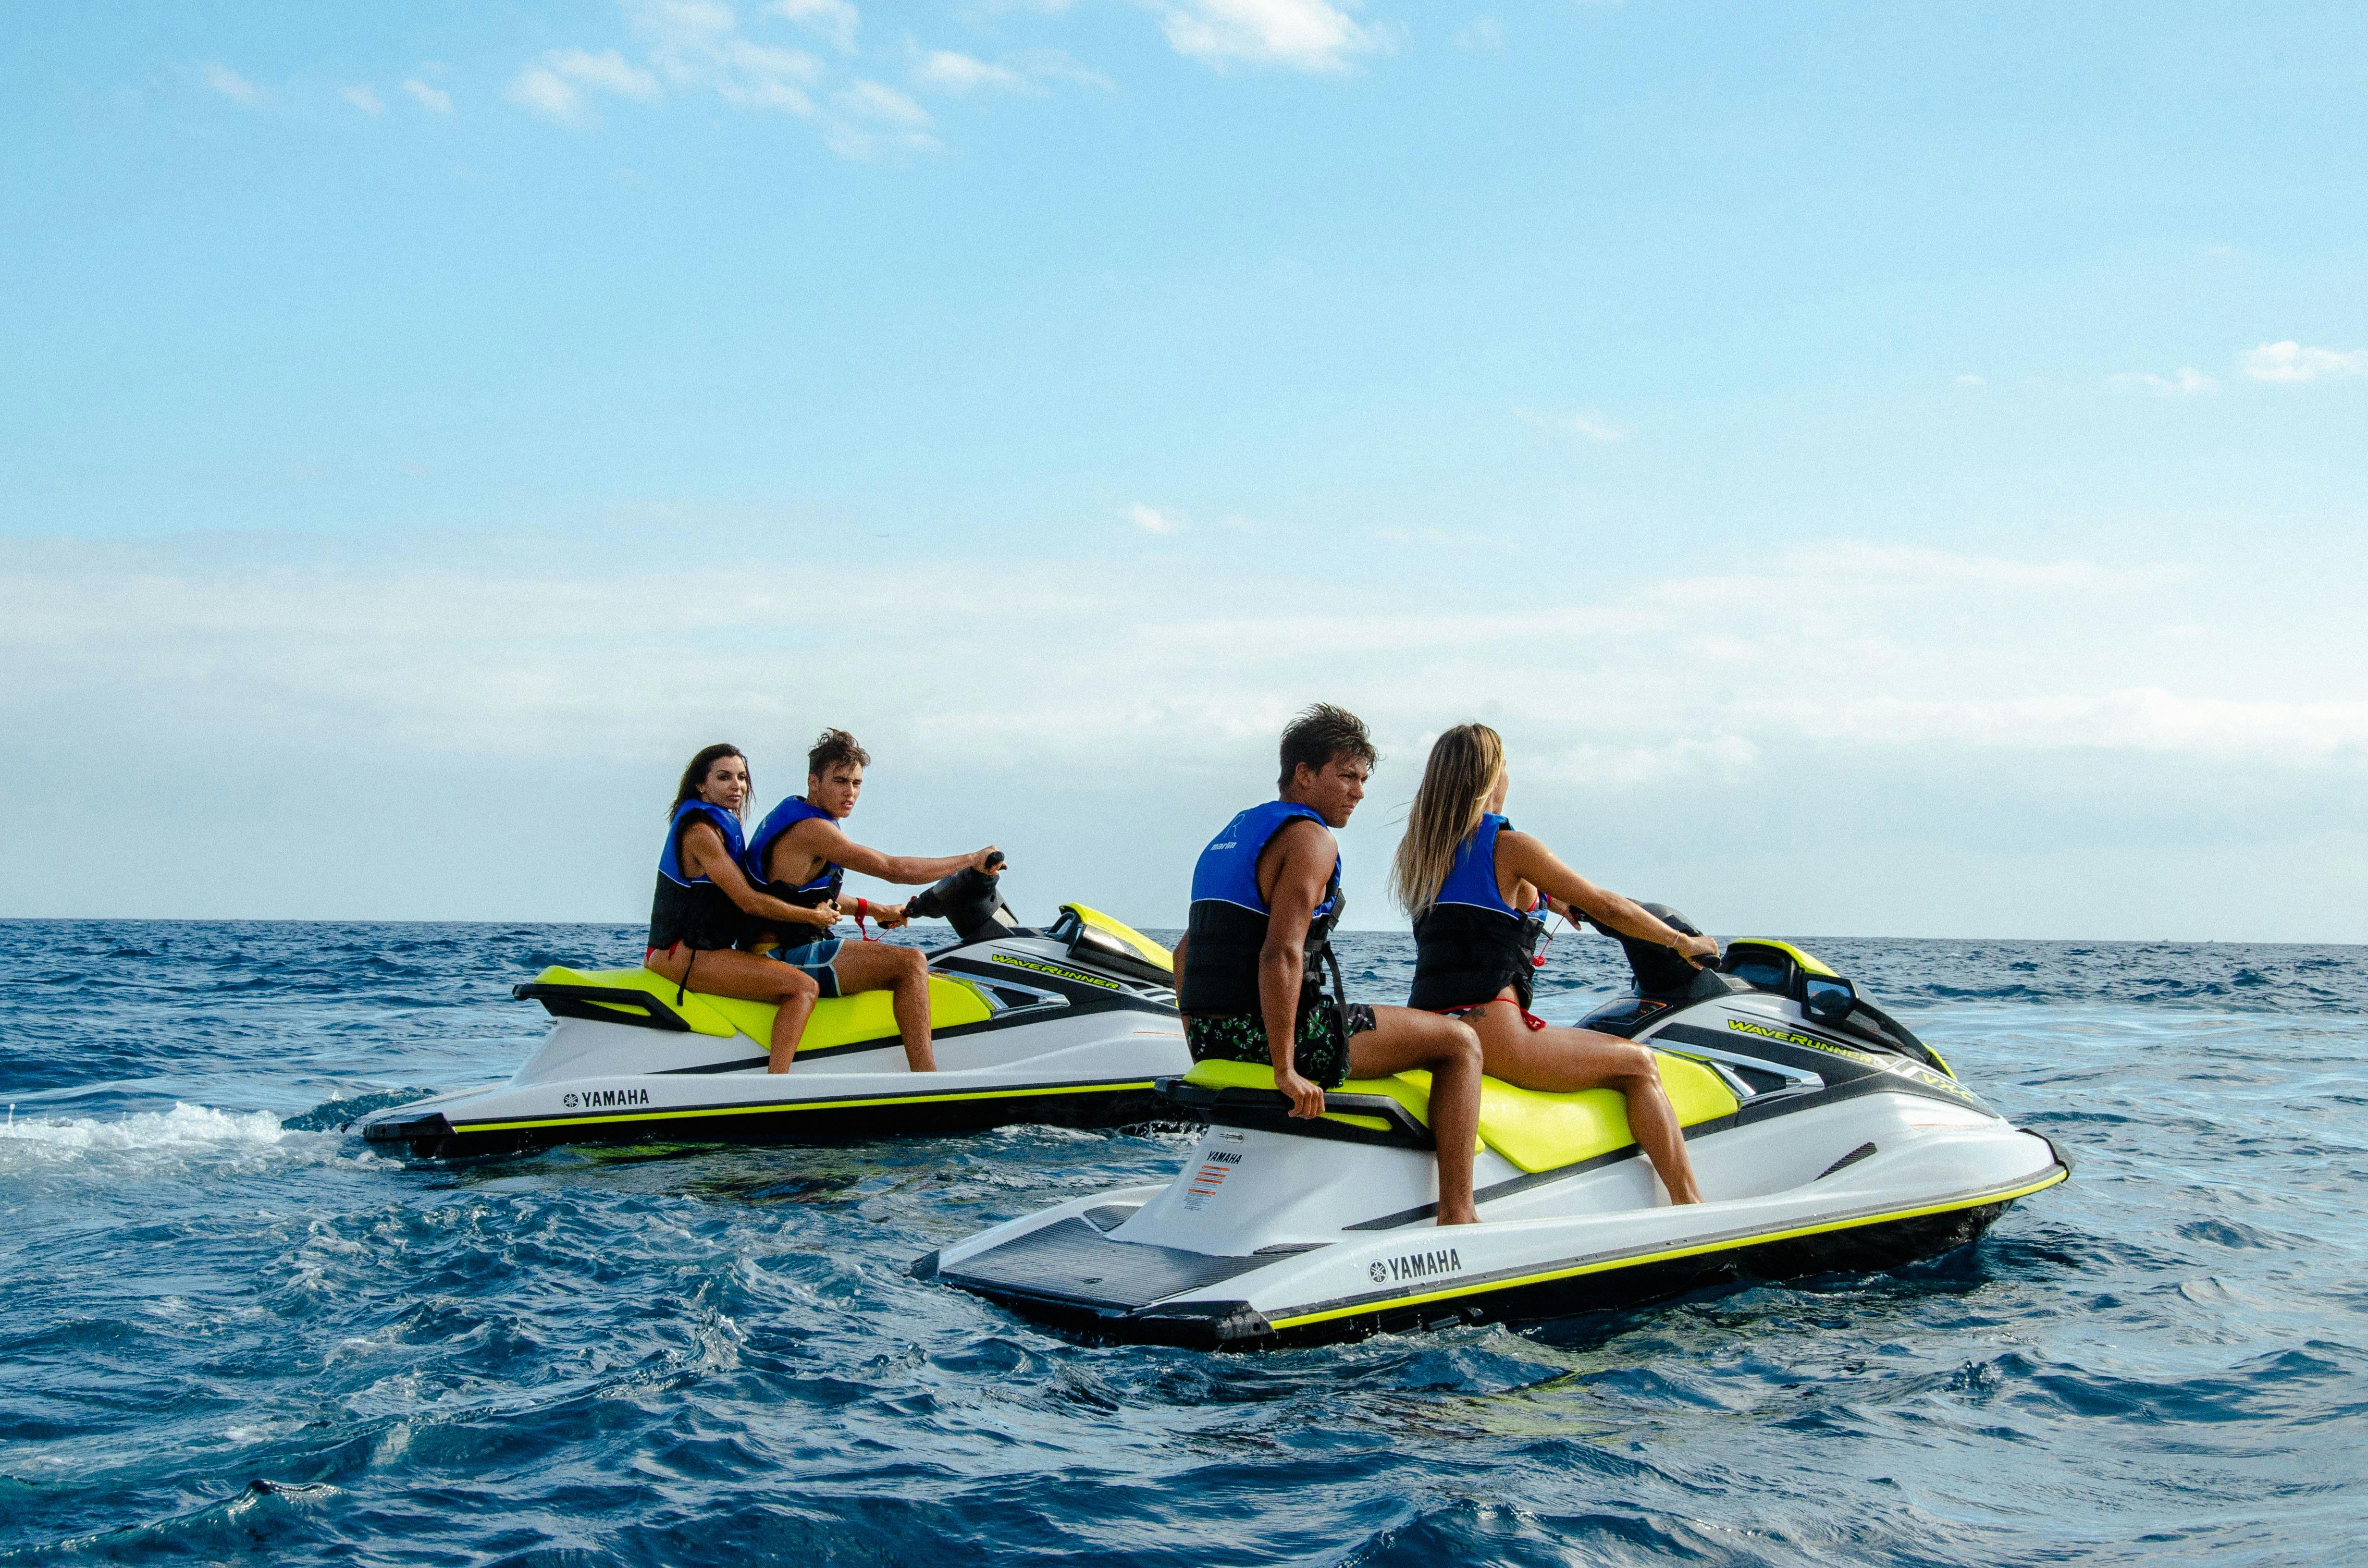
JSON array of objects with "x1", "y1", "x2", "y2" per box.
[{"x1": 0, "y1": 1102, "x2": 381, "y2": 1178}]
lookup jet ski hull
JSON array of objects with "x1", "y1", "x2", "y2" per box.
[
  {"x1": 358, "y1": 915, "x2": 1193, "y2": 1158},
  {"x1": 922, "y1": 971, "x2": 2072, "y2": 1349}
]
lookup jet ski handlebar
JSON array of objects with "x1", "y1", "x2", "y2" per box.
[{"x1": 904, "y1": 853, "x2": 1020, "y2": 943}]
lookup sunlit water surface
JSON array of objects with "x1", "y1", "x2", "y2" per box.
[{"x1": 2, "y1": 920, "x2": 2363, "y2": 1565}]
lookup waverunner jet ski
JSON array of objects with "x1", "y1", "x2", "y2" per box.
[
  {"x1": 918, "y1": 914, "x2": 2070, "y2": 1348},
  {"x1": 358, "y1": 864, "x2": 1188, "y2": 1158}
]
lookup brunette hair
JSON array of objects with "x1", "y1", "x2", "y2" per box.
[
  {"x1": 1389, "y1": 723, "x2": 1506, "y2": 916},
  {"x1": 671, "y1": 743, "x2": 751, "y2": 821},
  {"x1": 807, "y1": 728, "x2": 871, "y2": 779},
  {"x1": 1278, "y1": 703, "x2": 1378, "y2": 791}
]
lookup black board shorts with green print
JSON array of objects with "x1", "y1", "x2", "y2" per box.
[{"x1": 1183, "y1": 1001, "x2": 1378, "y2": 1090}]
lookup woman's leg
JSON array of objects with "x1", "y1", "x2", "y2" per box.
[
  {"x1": 1466, "y1": 994, "x2": 1703, "y2": 1204},
  {"x1": 1346, "y1": 1006, "x2": 1484, "y2": 1225},
  {"x1": 829, "y1": 942, "x2": 936, "y2": 1072},
  {"x1": 644, "y1": 946, "x2": 821, "y2": 1072}
]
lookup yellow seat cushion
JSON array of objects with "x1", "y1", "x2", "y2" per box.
[
  {"x1": 535, "y1": 967, "x2": 993, "y2": 1048},
  {"x1": 1180, "y1": 1051, "x2": 1739, "y2": 1174}
]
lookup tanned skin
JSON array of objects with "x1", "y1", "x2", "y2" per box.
[
  {"x1": 1176, "y1": 756, "x2": 1486, "y2": 1227},
  {"x1": 643, "y1": 754, "x2": 841, "y2": 1071},
  {"x1": 761, "y1": 758, "x2": 1001, "y2": 1074},
  {"x1": 1479, "y1": 766, "x2": 1715, "y2": 1204}
]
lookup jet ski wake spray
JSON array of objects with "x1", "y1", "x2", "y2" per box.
[
  {"x1": 918, "y1": 911, "x2": 2071, "y2": 1348},
  {"x1": 358, "y1": 859, "x2": 1187, "y2": 1158}
]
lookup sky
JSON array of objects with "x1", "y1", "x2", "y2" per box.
[{"x1": 2, "y1": 0, "x2": 2364, "y2": 941}]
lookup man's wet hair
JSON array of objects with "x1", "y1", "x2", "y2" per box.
[
  {"x1": 1278, "y1": 704, "x2": 1377, "y2": 790},
  {"x1": 808, "y1": 728, "x2": 871, "y2": 779}
]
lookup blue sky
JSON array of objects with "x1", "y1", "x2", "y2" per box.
[{"x1": 3, "y1": 1, "x2": 2364, "y2": 940}]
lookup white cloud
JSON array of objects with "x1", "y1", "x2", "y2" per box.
[
  {"x1": 506, "y1": 66, "x2": 588, "y2": 126},
  {"x1": 2238, "y1": 340, "x2": 2368, "y2": 383},
  {"x1": 201, "y1": 63, "x2": 260, "y2": 105},
  {"x1": 509, "y1": 48, "x2": 663, "y2": 126},
  {"x1": 1953, "y1": 373, "x2": 1986, "y2": 387},
  {"x1": 342, "y1": 85, "x2": 385, "y2": 116},
  {"x1": 1152, "y1": 0, "x2": 1383, "y2": 72},
  {"x1": 1518, "y1": 406, "x2": 1629, "y2": 442},
  {"x1": 403, "y1": 76, "x2": 454, "y2": 113},
  {"x1": 914, "y1": 49, "x2": 1029, "y2": 93},
  {"x1": 1453, "y1": 15, "x2": 1503, "y2": 49},
  {"x1": 2106, "y1": 367, "x2": 2217, "y2": 395},
  {"x1": 767, "y1": 0, "x2": 860, "y2": 52},
  {"x1": 549, "y1": 47, "x2": 663, "y2": 101},
  {"x1": 911, "y1": 46, "x2": 1113, "y2": 95},
  {"x1": 839, "y1": 79, "x2": 930, "y2": 123},
  {"x1": 6, "y1": 533, "x2": 2361, "y2": 933},
  {"x1": 1129, "y1": 503, "x2": 1184, "y2": 535}
]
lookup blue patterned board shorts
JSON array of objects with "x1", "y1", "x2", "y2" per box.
[
  {"x1": 764, "y1": 938, "x2": 844, "y2": 998},
  {"x1": 1183, "y1": 1001, "x2": 1377, "y2": 1090}
]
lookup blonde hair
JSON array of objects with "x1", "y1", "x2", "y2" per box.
[{"x1": 1390, "y1": 723, "x2": 1506, "y2": 916}]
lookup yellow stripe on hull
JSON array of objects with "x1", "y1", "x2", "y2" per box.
[{"x1": 454, "y1": 1079, "x2": 1159, "y2": 1134}]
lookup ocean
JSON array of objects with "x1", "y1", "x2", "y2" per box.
[{"x1": 2, "y1": 919, "x2": 2362, "y2": 1565}]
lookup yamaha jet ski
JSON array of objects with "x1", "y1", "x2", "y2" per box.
[
  {"x1": 358, "y1": 864, "x2": 1188, "y2": 1158},
  {"x1": 918, "y1": 914, "x2": 2070, "y2": 1348}
]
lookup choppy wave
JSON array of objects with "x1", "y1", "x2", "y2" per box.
[{"x1": 0, "y1": 919, "x2": 2362, "y2": 1566}]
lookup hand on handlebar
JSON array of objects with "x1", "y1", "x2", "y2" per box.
[
  {"x1": 1678, "y1": 932, "x2": 1719, "y2": 968},
  {"x1": 875, "y1": 904, "x2": 910, "y2": 930},
  {"x1": 972, "y1": 846, "x2": 1006, "y2": 875},
  {"x1": 1275, "y1": 1066, "x2": 1326, "y2": 1120}
]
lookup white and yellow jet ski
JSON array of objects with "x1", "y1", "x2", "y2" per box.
[
  {"x1": 918, "y1": 922, "x2": 2071, "y2": 1348},
  {"x1": 358, "y1": 868, "x2": 1187, "y2": 1158}
]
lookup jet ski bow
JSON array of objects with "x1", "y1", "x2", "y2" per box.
[
  {"x1": 919, "y1": 921, "x2": 2070, "y2": 1348},
  {"x1": 358, "y1": 870, "x2": 1187, "y2": 1157}
]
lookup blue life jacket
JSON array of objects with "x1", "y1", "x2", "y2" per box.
[
  {"x1": 1178, "y1": 800, "x2": 1345, "y2": 1018},
  {"x1": 1407, "y1": 813, "x2": 1547, "y2": 1010},
  {"x1": 648, "y1": 800, "x2": 752, "y2": 953},
  {"x1": 744, "y1": 795, "x2": 846, "y2": 946}
]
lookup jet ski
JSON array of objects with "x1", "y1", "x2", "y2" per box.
[
  {"x1": 358, "y1": 864, "x2": 1188, "y2": 1158},
  {"x1": 917, "y1": 913, "x2": 2071, "y2": 1348}
]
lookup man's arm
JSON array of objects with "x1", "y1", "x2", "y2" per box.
[
  {"x1": 782, "y1": 819, "x2": 1000, "y2": 887},
  {"x1": 1496, "y1": 831, "x2": 1716, "y2": 966},
  {"x1": 681, "y1": 822, "x2": 837, "y2": 930},
  {"x1": 1258, "y1": 819, "x2": 1335, "y2": 1119}
]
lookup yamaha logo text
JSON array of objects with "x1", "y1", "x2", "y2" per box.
[
  {"x1": 1374, "y1": 1247, "x2": 1463, "y2": 1286},
  {"x1": 562, "y1": 1089, "x2": 652, "y2": 1110}
]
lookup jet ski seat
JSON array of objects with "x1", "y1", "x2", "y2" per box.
[
  {"x1": 1178, "y1": 1055, "x2": 1739, "y2": 1174},
  {"x1": 517, "y1": 965, "x2": 993, "y2": 1052}
]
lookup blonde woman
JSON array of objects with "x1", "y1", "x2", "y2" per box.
[{"x1": 1391, "y1": 724, "x2": 1714, "y2": 1205}]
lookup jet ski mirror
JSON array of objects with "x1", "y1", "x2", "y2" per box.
[{"x1": 1802, "y1": 976, "x2": 1858, "y2": 1025}]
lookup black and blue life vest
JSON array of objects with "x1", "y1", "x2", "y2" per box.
[
  {"x1": 744, "y1": 796, "x2": 845, "y2": 941},
  {"x1": 1407, "y1": 813, "x2": 1547, "y2": 1011},
  {"x1": 648, "y1": 800, "x2": 752, "y2": 953},
  {"x1": 1178, "y1": 800, "x2": 1345, "y2": 1019}
]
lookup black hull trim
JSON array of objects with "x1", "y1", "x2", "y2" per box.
[
  {"x1": 364, "y1": 1085, "x2": 1178, "y2": 1160},
  {"x1": 940, "y1": 1198, "x2": 2021, "y2": 1351}
]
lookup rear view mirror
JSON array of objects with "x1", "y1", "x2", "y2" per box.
[{"x1": 1802, "y1": 977, "x2": 1857, "y2": 1025}]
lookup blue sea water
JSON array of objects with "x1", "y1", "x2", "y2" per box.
[{"x1": 2, "y1": 918, "x2": 2364, "y2": 1566}]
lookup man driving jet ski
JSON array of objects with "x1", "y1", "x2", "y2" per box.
[
  {"x1": 743, "y1": 728, "x2": 1003, "y2": 1074},
  {"x1": 1171, "y1": 704, "x2": 1487, "y2": 1227}
]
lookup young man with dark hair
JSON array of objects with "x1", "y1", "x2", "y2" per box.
[
  {"x1": 1173, "y1": 703, "x2": 1485, "y2": 1226},
  {"x1": 743, "y1": 728, "x2": 1003, "y2": 1073}
]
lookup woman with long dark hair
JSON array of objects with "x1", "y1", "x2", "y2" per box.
[
  {"x1": 1390, "y1": 723, "x2": 1712, "y2": 1205},
  {"x1": 645, "y1": 743, "x2": 842, "y2": 1072}
]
